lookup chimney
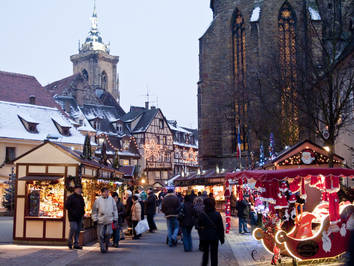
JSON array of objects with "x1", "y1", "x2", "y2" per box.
[
  {"x1": 29, "y1": 95, "x2": 36, "y2": 105},
  {"x1": 64, "y1": 100, "x2": 71, "y2": 113},
  {"x1": 145, "y1": 101, "x2": 149, "y2": 109}
]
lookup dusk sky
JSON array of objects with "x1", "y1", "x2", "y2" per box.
[{"x1": 0, "y1": 0, "x2": 212, "y2": 128}]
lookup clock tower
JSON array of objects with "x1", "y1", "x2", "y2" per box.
[{"x1": 70, "y1": 1, "x2": 120, "y2": 103}]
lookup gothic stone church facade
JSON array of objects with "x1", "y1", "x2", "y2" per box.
[{"x1": 198, "y1": 0, "x2": 346, "y2": 169}]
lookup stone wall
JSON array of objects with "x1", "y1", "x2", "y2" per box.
[{"x1": 198, "y1": 0, "x2": 314, "y2": 169}]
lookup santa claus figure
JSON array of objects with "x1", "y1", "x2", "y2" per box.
[
  {"x1": 301, "y1": 149, "x2": 316, "y2": 164},
  {"x1": 325, "y1": 176, "x2": 341, "y2": 224},
  {"x1": 275, "y1": 181, "x2": 289, "y2": 209}
]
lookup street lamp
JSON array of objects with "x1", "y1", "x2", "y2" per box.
[
  {"x1": 141, "y1": 178, "x2": 146, "y2": 185},
  {"x1": 323, "y1": 146, "x2": 330, "y2": 152}
]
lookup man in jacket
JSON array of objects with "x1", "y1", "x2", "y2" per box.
[
  {"x1": 64, "y1": 185, "x2": 85, "y2": 250},
  {"x1": 146, "y1": 188, "x2": 157, "y2": 232},
  {"x1": 236, "y1": 194, "x2": 251, "y2": 234},
  {"x1": 161, "y1": 189, "x2": 180, "y2": 247},
  {"x1": 92, "y1": 187, "x2": 118, "y2": 253}
]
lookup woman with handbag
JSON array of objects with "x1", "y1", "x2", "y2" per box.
[
  {"x1": 197, "y1": 198, "x2": 225, "y2": 266},
  {"x1": 131, "y1": 195, "x2": 142, "y2": 240}
]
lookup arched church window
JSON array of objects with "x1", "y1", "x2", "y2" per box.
[
  {"x1": 82, "y1": 69, "x2": 89, "y2": 81},
  {"x1": 101, "y1": 71, "x2": 107, "y2": 90},
  {"x1": 278, "y1": 1, "x2": 299, "y2": 145},
  {"x1": 278, "y1": 1, "x2": 297, "y2": 87},
  {"x1": 232, "y1": 9, "x2": 248, "y2": 152},
  {"x1": 232, "y1": 9, "x2": 246, "y2": 85}
]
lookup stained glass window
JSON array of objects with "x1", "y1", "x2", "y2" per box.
[
  {"x1": 278, "y1": 1, "x2": 299, "y2": 145},
  {"x1": 232, "y1": 9, "x2": 246, "y2": 85},
  {"x1": 232, "y1": 9, "x2": 248, "y2": 152}
]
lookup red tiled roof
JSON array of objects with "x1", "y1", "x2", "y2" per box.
[
  {"x1": 0, "y1": 70, "x2": 57, "y2": 108},
  {"x1": 45, "y1": 73, "x2": 83, "y2": 96}
]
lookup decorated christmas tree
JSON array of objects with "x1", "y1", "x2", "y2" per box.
[
  {"x1": 259, "y1": 143, "x2": 265, "y2": 166},
  {"x1": 100, "y1": 141, "x2": 108, "y2": 165},
  {"x1": 82, "y1": 134, "x2": 92, "y2": 160},
  {"x1": 2, "y1": 172, "x2": 15, "y2": 215},
  {"x1": 112, "y1": 151, "x2": 120, "y2": 169}
]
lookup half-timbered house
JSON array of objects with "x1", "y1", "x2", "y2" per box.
[{"x1": 123, "y1": 105, "x2": 173, "y2": 186}]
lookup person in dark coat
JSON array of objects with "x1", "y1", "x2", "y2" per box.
[
  {"x1": 116, "y1": 195, "x2": 125, "y2": 240},
  {"x1": 180, "y1": 195, "x2": 195, "y2": 252},
  {"x1": 64, "y1": 185, "x2": 85, "y2": 249},
  {"x1": 236, "y1": 195, "x2": 251, "y2": 234},
  {"x1": 161, "y1": 189, "x2": 181, "y2": 247},
  {"x1": 198, "y1": 198, "x2": 225, "y2": 266},
  {"x1": 146, "y1": 189, "x2": 157, "y2": 232},
  {"x1": 124, "y1": 190, "x2": 133, "y2": 235},
  {"x1": 190, "y1": 190, "x2": 197, "y2": 203}
]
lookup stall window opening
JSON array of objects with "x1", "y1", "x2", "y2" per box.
[
  {"x1": 5, "y1": 147, "x2": 16, "y2": 163},
  {"x1": 27, "y1": 179, "x2": 64, "y2": 218}
]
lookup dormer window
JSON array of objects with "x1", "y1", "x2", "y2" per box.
[
  {"x1": 18, "y1": 114, "x2": 38, "y2": 133},
  {"x1": 90, "y1": 118, "x2": 100, "y2": 130},
  {"x1": 117, "y1": 123, "x2": 123, "y2": 133},
  {"x1": 52, "y1": 119, "x2": 71, "y2": 136}
]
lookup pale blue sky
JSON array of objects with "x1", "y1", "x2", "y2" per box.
[{"x1": 0, "y1": 0, "x2": 212, "y2": 128}]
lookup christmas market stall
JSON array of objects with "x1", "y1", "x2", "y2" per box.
[
  {"x1": 224, "y1": 168, "x2": 354, "y2": 264},
  {"x1": 13, "y1": 141, "x2": 123, "y2": 245},
  {"x1": 174, "y1": 168, "x2": 232, "y2": 210},
  {"x1": 262, "y1": 140, "x2": 345, "y2": 170}
]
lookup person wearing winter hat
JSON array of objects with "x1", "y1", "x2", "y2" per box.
[
  {"x1": 64, "y1": 185, "x2": 85, "y2": 250},
  {"x1": 236, "y1": 194, "x2": 251, "y2": 234}
]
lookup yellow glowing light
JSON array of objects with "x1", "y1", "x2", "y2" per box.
[
  {"x1": 323, "y1": 146, "x2": 330, "y2": 152},
  {"x1": 141, "y1": 179, "x2": 146, "y2": 184}
]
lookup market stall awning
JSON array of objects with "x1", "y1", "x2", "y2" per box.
[
  {"x1": 18, "y1": 176, "x2": 63, "y2": 181},
  {"x1": 226, "y1": 168, "x2": 354, "y2": 182}
]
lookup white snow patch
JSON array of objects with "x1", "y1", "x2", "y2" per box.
[
  {"x1": 0, "y1": 101, "x2": 85, "y2": 145},
  {"x1": 250, "y1": 6, "x2": 261, "y2": 22},
  {"x1": 309, "y1": 7, "x2": 321, "y2": 20}
]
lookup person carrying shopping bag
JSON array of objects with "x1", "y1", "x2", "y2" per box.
[{"x1": 131, "y1": 195, "x2": 142, "y2": 240}]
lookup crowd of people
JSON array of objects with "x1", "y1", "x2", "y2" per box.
[
  {"x1": 64, "y1": 185, "x2": 227, "y2": 265},
  {"x1": 160, "y1": 189, "x2": 225, "y2": 266}
]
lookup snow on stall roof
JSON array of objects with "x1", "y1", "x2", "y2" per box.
[
  {"x1": 250, "y1": 6, "x2": 261, "y2": 22},
  {"x1": 0, "y1": 101, "x2": 85, "y2": 145},
  {"x1": 309, "y1": 7, "x2": 321, "y2": 21}
]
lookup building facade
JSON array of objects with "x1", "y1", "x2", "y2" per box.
[{"x1": 198, "y1": 0, "x2": 352, "y2": 170}]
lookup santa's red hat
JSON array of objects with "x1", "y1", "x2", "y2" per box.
[{"x1": 279, "y1": 181, "x2": 288, "y2": 193}]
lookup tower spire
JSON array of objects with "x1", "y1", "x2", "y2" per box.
[
  {"x1": 79, "y1": 0, "x2": 109, "y2": 53},
  {"x1": 90, "y1": 0, "x2": 98, "y2": 31}
]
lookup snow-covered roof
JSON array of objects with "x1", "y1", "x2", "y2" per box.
[
  {"x1": 309, "y1": 6, "x2": 321, "y2": 21},
  {"x1": 17, "y1": 111, "x2": 38, "y2": 124},
  {"x1": 168, "y1": 121, "x2": 192, "y2": 134},
  {"x1": 173, "y1": 141, "x2": 198, "y2": 149},
  {"x1": 250, "y1": 6, "x2": 261, "y2": 22},
  {"x1": 0, "y1": 101, "x2": 85, "y2": 145}
]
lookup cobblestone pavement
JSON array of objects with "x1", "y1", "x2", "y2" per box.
[
  {"x1": 0, "y1": 214, "x2": 237, "y2": 266},
  {"x1": 0, "y1": 216, "x2": 13, "y2": 243}
]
